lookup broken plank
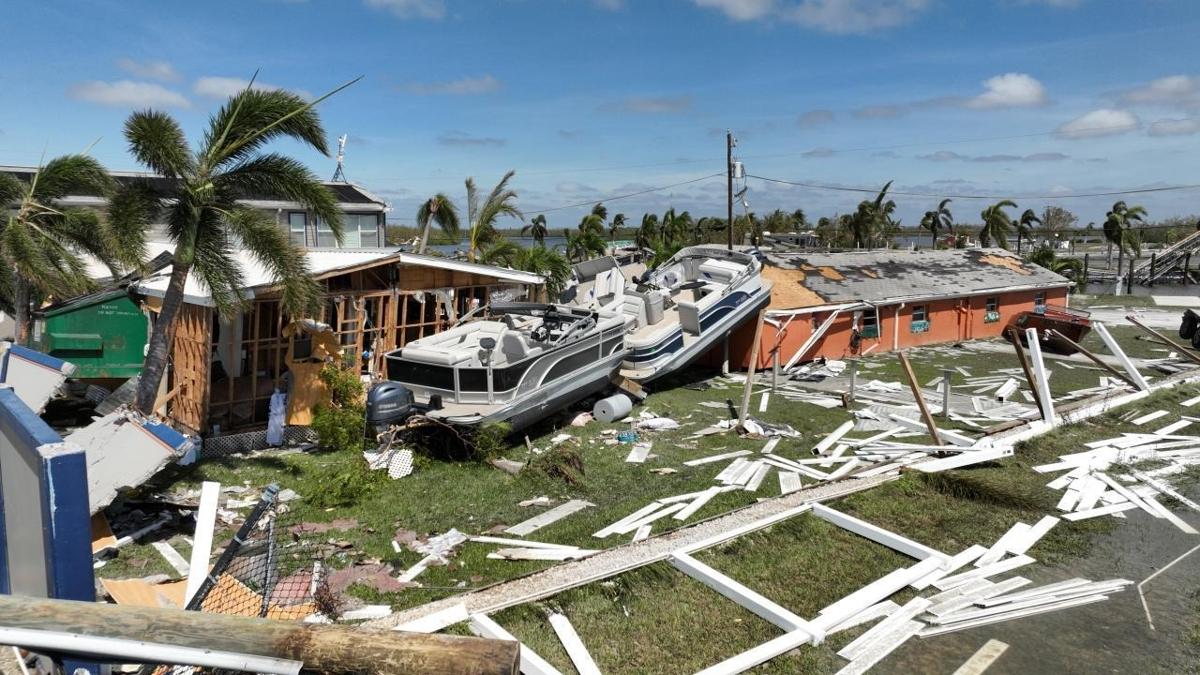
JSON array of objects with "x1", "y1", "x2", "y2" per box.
[
  {"x1": 469, "y1": 614, "x2": 563, "y2": 675},
  {"x1": 394, "y1": 603, "x2": 469, "y2": 633},
  {"x1": 951, "y1": 639, "x2": 1009, "y2": 675},
  {"x1": 1131, "y1": 410, "x2": 1169, "y2": 426},
  {"x1": 838, "y1": 597, "x2": 931, "y2": 660},
  {"x1": 506, "y1": 500, "x2": 595, "y2": 536},
  {"x1": 488, "y1": 548, "x2": 598, "y2": 561},
  {"x1": 675, "y1": 486, "x2": 723, "y2": 521},
  {"x1": 812, "y1": 504, "x2": 946, "y2": 560},
  {"x1": 778, "y1": 471, "x2": 802, "y2": 495},
  {"x1": 547, "y1": 613, "x2": 601, "y2": 675},
  {"x1": 151, "y1": 541, "x2": 190, "y2": 577},
  {"x1": 469, "y1": 536, "x2": 580, "y2": 551},
  {"x1": 919, "y1": 595, "x2": 1110, "y2": 637},
  {"x1": 833, "y1": 620, "x2": 923, "y2": 675},
  {"x1": 184, "y1": 481, "x2": 220, "y2": 605},
  {"x1": 1062, "y1": 502, "x2": 1138, "y2": 521}
]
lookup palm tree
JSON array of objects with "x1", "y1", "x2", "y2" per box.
[
  {"x1": 609, "y1": 213, "x2": 626, "y2": 242},
  {"x1": 565, "y1": 227, "x2": 606, "y2": 263},
  {"x1": 1103, "y1": 201, "x2": 1146, "y2": 277},
  {"x1": 522, "y1": 214, "x2": 549, "y2": 246},
  {"x1": 110, "y1": 81, "x2": 355, "y2": 414},
  {"x1": 578, "y1": 212, "x2": 604, "y2": 237},
  {"x1": 464, "y1": 170, "x2": 523, "y2": 262},
  {"x1": 849, "y1": 181, "x2": 894, "y2": 249},
  {"x1": 1016, "y1": 208, "x2": 1042, "y2": 255},
  {"x1": 1027, "y1": 245, "x2": 1083, "y2": 280},
  {"x1": 0, "y1": 155, "x2": 145, "y2": 341},
  {"x1": 509, "y1": 245, "x2": 572, "y2": 296},
  {"x1": 477, "y1": 239, "x2": 521, "y2": 267},
  {"x1": 416, "y1": 193, "x2": 459, "y2": 254},
  {"x1": 978, "y1": 200, "x2": 1018, "y2": 248},
  {"x1": 635, "y1": 213, "x2": 658, "y2": 251},
  {"x1": 590, "y1": 202, "x2": 608, "y2": 223},
  {"x1": 791, "y1": 208, "x2": 808, "y2": 231},
  {"x1": 919, "y1": 198, "x2": 953, "y2": 249}
]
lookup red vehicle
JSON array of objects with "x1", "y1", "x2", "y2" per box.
[{"x1": 1006, "y1": 304, "x2": 1092, "y2": 355}]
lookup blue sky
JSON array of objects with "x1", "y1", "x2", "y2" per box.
[{"x1": 2, "y1": 0, "x2": 1199, "y2": 230}]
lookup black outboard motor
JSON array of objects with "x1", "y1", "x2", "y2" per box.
[
  {"x1": 1180, "y1": 309, "x2": 1199, "y2": 341},
  {"x1": 366, "y1": 381, "x2": 422, "y2": 432}
]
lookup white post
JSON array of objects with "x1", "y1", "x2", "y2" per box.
[
  {"x1": 1024, "y1": 328, "x2": 1057, "y2": 425},
  {"x1": 1093, "y1": 321, "x2": 1151, "y2": 391},
  {"x1": 184, "y1": 481, "x2": 221, "y2": 605}
]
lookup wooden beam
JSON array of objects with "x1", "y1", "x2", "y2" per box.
[
  {"x1": 896, "y1": 351, "x2": 942, "y2": 446},
  {"x1": 1126, "y1": 315, "x2": 1200, "y2": 367},
  {"x1": 0, "y1": 595, "x2": 518, "y2": 675},
  {"x1": 1007, "y1": 327, "x2": 1045, "y2": 414},
  {"x1": 1044, "y1": 329, "x2": 1140, "y2": 389},
  {"x1": 738, "y1": 310, "x2": 768, "y2": 427}
]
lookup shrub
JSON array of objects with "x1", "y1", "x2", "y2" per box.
[
  {"x1": 311, "y1": 363, "x2": 366, "y2": 454},
  {"x1": 529, "y1": 445, "x2": 585, "y2": 485}
]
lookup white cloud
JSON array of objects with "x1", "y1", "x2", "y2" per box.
[
  {"x1": 1148, "y1": 117, "x2": 1200, "y2": 137},
  {"x1": 364, "y1": 0, "x2": 444, "y2": 19},
  {"x1": 965, "y1": 73, "x2": 1047, "y2": 109},
  {"x1": 193, "y1": 76, "x2": 310, "y2": 100},
  {"x1": 401, "y1": 75, "x2": 502, "y2": 95},
  {"x1": 1118, "y1": 75, "x2": 1200, "y2": 110},
  {"x1": 68, "y1": 80, "x2": 190, "y2": 108},
  {"x1": 789, "y1": 0, "x2": 929, "y2": 34},
  {"x1": 693, "y1": 0, "x2": 775, "y2": 20},
  {"x1": 1056, "y1": 108, "x2": 1140, "y2": 139},
  {"x1": 692, "y1": 0, "x2": 929, "y2": 33},
  {"x1": 116, "y1": 58, "x2": 180, "y2": 82}
]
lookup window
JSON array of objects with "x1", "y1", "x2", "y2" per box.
[
  {"x1": 984, "y1": 296, "x2": 1000, "y2": 323},
  {"x1": 316, "y1": 216, "x2": 339, "y2": 248},
  {"x1": 314, "y1": 213, "x2": 380, "y2": 248},
  {"x1": 910, "y1": 305, "x2": 929, "y2": 333},
  {"x1": 1034, "y1": 292, "x2": 1046, "y2": 314},
  {"x1": 287, "y1": 212, "x2": 308, "y2": 246},
  {"x1": 348, "y1": 213, "x2": 380, "y2": 248},
  {"x1": 861, "y1": 310, "x2": 879, "y2": 338}
]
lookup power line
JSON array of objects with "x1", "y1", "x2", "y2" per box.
[
  {"x1": 747, "y1": 174, "x2": 1200, "y2": 201},
  {"x1": 525, "y1": 172, "x2": 724, "y2": 216}
]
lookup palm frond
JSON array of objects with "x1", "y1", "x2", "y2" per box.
[
  {"x1": 31, "y1": 155, "x2": 115, "y2": 201},
  {"x1": 222, "y1": 206, "x2": 321, "y2": 317},
  {"x1": 204, "y1": 83, "x2": 357, "y2": 167},
  {"x1": 0, "y1": 173, "x2": 26, "y2": 207},
  {"x1": 417, "y1": 194, "x2": 460, "y2": 239},
  {"x1": 217, "y1": 153, "x2": 342, "y2": 240},
  {"x1": 124, "y1": 111, "x2": 194, "y2": 177}
]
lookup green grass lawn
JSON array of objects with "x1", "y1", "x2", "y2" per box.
[
  {"x1": 486, "y1": 384, "x2": 1200, "y2": 674},
  {"x1": 100, "y1": 313, "x2": 1199, "y2": 637}
]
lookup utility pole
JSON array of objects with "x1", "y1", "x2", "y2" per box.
[{"x1": 727, "y1": 130, "x2": 734, "y2": 250}]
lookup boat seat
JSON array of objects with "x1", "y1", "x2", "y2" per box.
[
  {"x1": 678, "y1": 300, "x2": 701, "y2": 335},
  {"x1": 698, "y1": 259, "x2": 743, "y2": 285},
  {"x1": 500, "y1": 332, "x2": 532, "y2": 363}
]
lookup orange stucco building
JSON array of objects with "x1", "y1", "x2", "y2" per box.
[{"x1": 723, "y1": 248, "x2": 1073, "y2": 370}]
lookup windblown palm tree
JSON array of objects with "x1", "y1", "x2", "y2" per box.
[
  {"x1": 1103, "y1": 200, "x2": 1146, "y2": 276},
  {"x1": 522, "y1": 214, "x2": 549, "y2": 246},
  {"x1": 635, "y1": 213, "x2": 658, "y2": 251},
  {"x1": 609, "y1": 213, "x2": 625, "y2": 242},
  {"x1": 849, "y1": 181, "x2": 894, "y2": 249},
  {"x1": 110, "y1": 79, "x2": 356, "y2": 414},
  {"x1": 578, "y1": 212, "x2": 605, "y2": 237},
  {"x1": 0, "y1": 155, "x2": 145, "y2": 341},
  {"x1": 464, "y1": 170, "x2": 523, "y2": 263},
  {"x1": 477, "y1": 239, "x2": 521, "y2": 267},
  {"x1": 978, "y1": 200, "x2": 1018, "y2": 248},
  {"x1": 791, "y1": 208, "x2": 808, "y2": 231},
  {"x1": 1016, "y1": 208, "x2": 1042, "y2": 255},
  {"x1": 416, "y1": 193, "x2": 459, "y2": 254},
  {"x1": 565, "y1": 227, "x2": 606, "y2": 263},
  {"x1": 1027, "y1": 245, "x2": 1083, "y2": 280},
  {"x1": 919, "y1": 198, "x2": 953, "y2": 249},
  {"x1": 509, "y1": 245, "x2": 571, "y2": 296},
  {"x1": 590, "y1": 202, "x2": 607, "y2": 223}
]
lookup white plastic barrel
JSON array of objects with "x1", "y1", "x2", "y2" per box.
[{"x1": 593, "y1": 394, "x2": 633, "y2": 423}]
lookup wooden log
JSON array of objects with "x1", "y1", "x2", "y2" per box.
[
  {"x1": 1126, "y1": 315, "x2": 1200, "y2": 366},
  {"x1": 0, "y1": 594, "x2": 518, "y2": 675},
  {"x1": 897, "y1": 351, "x2": 942, "y2": 446},
  {"x1": 738, "y1": 310, "x2": 768, "y2": 427},
  {"x1": 1007, "y1": 327, "x2": 1045, "y2": 414},
  {"x1": 1044, "y1": 329, "x2": 1139, "y2": 388}
]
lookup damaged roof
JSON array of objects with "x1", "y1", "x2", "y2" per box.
[{"x1": 763, "y1": 248, "x2": 1072, "y2": 310}]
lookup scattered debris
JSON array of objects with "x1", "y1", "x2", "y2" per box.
[{"x1": 505, "y1": 500, "x2": 595, "y2": 536}]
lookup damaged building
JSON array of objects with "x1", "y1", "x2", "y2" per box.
[
  {"x1": 128, "y1": 250, "x2": 544, "y2": 435},
  {"x1": 725, "y1": 248, "x2": 1074, "y2": 369}
]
